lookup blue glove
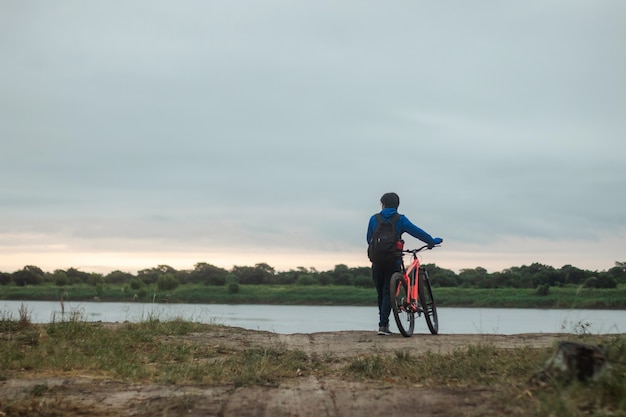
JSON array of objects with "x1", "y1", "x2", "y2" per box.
[{"x1": 432, "y1": 237, "x2": 443, "y2": 245}]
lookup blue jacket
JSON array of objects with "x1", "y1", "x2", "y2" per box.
[{"x1": 367, "y1": 208, "x2": 438, "y2": 246}]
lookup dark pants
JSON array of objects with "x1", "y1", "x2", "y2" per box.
[{"x1": 372, "y1": 262, "x2": 400, "y2": 327}]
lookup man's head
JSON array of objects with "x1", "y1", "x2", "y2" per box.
[{"x1": 380, "y1": 192, "x2": 400, "y2": 209}]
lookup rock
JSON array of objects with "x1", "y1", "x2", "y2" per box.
[{"x1": 532, "y1": 340, "x2": 607, "y2": 384}]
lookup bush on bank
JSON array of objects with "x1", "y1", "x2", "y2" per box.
[
  {"x1": 1, "y1": 261, "x2": 626, "y2": 308},
  {"x1": 3, "y1": 261, "x2": 626, "y2": 289}
]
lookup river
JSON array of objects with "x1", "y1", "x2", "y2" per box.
[{"x1": 1, "y1": 300, "x2": 625, "y2": 335}]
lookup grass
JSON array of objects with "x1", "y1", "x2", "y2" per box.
[
  {"x1": 3, "y1": 283, "x2": 626, "y2": 308},
  {"x1": 342, "y1": 337, "x2": 626, "y2": 416},
  {"x1": 343, "y1": 344, "x2": 549, "y2": 386},
  {"x1": 435, "y1": 286, "x2": 626, "y2": 309},
  {"x1": 1, "y1": 308, "x2": 625, "y2": 416},
  {"x1": 0, "y1": 309, "x2": 313, "y2": 386}
]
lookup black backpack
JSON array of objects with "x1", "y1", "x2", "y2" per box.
[{"x1": 367, "y1": 213, "x2": 401, "y2": 263}]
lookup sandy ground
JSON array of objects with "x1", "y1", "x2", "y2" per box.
[{"x1": 0, "y1": 329, "x2": 565, "y2": 417}]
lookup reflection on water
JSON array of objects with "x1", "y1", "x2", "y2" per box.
[{"x1": 1, "y1": 300, "x2": 625, "y2": 335}]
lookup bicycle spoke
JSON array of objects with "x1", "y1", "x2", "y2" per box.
[
  {"x1": 418, "y1": 270, "x2": 439, "y2": 335},
  {"x1": 391, "y1": 272, "x2": 414, "y2": 337}
]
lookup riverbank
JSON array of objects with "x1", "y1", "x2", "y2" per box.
[
  {"x1": 2, "y1": 284, "x2": 626, "y2": 309},
  {"x1": 1, "y1": 320, "x2": 624, "y2": 417}
]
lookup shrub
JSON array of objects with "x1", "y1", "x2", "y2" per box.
[
  {"x1": 536, "y1": 283, "x2": 550, "y2": 296},
  {"x1": 12, "y1": 265, "x2": 44, "y2": 286},
  {"x1": 53, "y1": 270, "x2": 69, "y2": 286},
  {"x1": 0, "y1": 272, "x2": 12, "y2": 285},
  {"x1": 105, "y1": 270, "x2": 134, "y2": 285},
  {"x1": 581, "y1": 275, "x2": 617, "y2": 289},
  {"x1": 351, "y1": 275, "x2": 373, "y2": 288},
  {"x1": 582, "y1": 277, "x2": 599, "y2": 288},
  {"x1": 157, "y1": 274, "x2": 180, "y2": 291},
  {"x1": 297, "y1": 275, "x2": 317, "y2": 285},
  {"x1": 136, "y1": 287, "x2": 148, "y2": 299},
  {"x1": 129, "y1": 278, "x2": 144, "y2": 290}
]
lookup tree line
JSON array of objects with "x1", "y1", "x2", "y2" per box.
[{"x1": 2, "y1": 261, "x2": 625, "y2": 291}]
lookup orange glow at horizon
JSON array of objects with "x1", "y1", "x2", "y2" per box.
[{"x1": 2, "y1": 234, "x2": 625, "y2": 275}]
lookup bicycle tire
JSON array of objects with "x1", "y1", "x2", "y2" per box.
[
  {"x1": 391, "y1": 272, "x2": 414, "y2": 337},
  {"x1": 418, "y1": 268, "x2": 439, "y2": 335}
]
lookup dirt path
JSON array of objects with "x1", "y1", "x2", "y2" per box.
[{"x1": 1, "y1": 329, "x2": 565, "y2": 417}]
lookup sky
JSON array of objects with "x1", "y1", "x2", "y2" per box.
[{"x1": 1, "y1": 1, "x2": 625, "y2": 275}]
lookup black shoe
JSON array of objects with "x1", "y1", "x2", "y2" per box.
[{"x1": 377, "y1": 326, "x2": 392, "y2": 336}]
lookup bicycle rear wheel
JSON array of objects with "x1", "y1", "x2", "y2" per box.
[
  {"x1": 391, "y1": 272, "x2": 414, "y2": 337},
  {"x1": 418, "y1": 268, "x2": 439, "y2": 335}
]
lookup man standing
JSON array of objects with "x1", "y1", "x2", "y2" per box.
[{"x1": 366, "y1": 192, "x2": 442, "y2": 335}]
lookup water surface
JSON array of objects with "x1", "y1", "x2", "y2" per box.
[{"x1": 1, "y1": 300, "x2": 624, "y2": 335}]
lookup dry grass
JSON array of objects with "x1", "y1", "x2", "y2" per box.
[{"x1": 0, "y1": 310, "x2": 624, "y2": 416}]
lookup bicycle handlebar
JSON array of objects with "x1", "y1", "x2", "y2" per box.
[{"x1": 401, "y1": 244, "x2": 440, "y2": 254}]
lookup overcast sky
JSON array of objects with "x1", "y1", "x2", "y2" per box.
[{"x1": 1, "y1": 1, "x2": 625, "y2": 274}]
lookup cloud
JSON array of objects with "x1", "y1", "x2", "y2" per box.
[{"x1": 1, "y1": 0, "x2": 625, "y2": 274}]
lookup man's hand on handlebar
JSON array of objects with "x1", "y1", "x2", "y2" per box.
[{"x1": 428, "y1": 237, "x2": 443, "y2": 249}]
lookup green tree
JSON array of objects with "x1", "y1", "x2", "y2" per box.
[
  {"x1": 12, "y1": 265, "x2": 44, "y2": 286},
  {"x1": 86, "y1": 273, "x2": 104, "y2": 287},
  {"x1": 66, "y1": 268, "x2": 92, "y2": 285},
  {"x1": 595, "y1": 275, "x2": 617, "y2": 289},
  {"x1": 498, "y1": 268, "x2": 523, "y2": 288},
  {"x1": 559, "y1": 264, "x2": 588, "y2": 285},
  {"x1": 297, "y1": 274, "x2": 317, "y2": 285},
  {"x1": 52, "y1": 270, "x2": 69, "y2": 286},
  {"x1": 517, "y1": 263, "x2": 557, "y2": 288},
  {"x1": 157, "y1": 273, "x2": 180, "y2": 291},
  {"x1": 274, "y1": 270, "x2": 299, "y2": 285},
  {"x1": 129, "y1": 278, "x2": 144, "y2": 290},
  {"x1": 459, "y1": 267, "x2": 488, "y2": 288},
  {"x1": 582, "y1": 277, "x2": 599, "y2": 288},
  {"x1": 231, "y1": 264, "x2": 274, "y2": 285},
  {"x1": 255, "y1": 262, "x2": 276, "y2": 275},
  {"x1": 349, "y1": 266, "x2": 371, "y2": 278},
  {"x1": 351, "y1": 274, "x2": 373, "y2": 288},
  {"x1": 191, "y1": 263, "x2": 228, "y2": 285},
  {"x1": 138, "y1": 265, "x2": 177, "y2": 285},
  {"x1": 0, "y1": 272, "x2": 12, "y2": 285},
  {"x1": 105, "y1": 270, "x2": 135, "y2": 285},
  {"x1": 527, "y1": 263, "x2": 559, "y2": 287},
  {"x1": 330, "y1": 264, "x2": 352, "y2": 286},
  {"x1": 317, "y1": 272, "x2": 332, "y2": 285},
  {"x1": 425, "y1": 264, "x2": 459, "y2": 287},
  {"x1": 607, "y1": 261, "x2": 626, "y2": 284}
]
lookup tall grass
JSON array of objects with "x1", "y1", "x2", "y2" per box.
[{"x1": 0, "y1": 303, "x2": 32, "y2": 333}]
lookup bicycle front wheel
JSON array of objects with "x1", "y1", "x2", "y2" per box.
[
  {"x1": 418, "y1": 268, "x2": 439, "y2": 335},
  {"x1": 391, "y1": 272, "x2": 414, "y2": 337}
]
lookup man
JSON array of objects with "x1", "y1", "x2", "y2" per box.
[{"x1": 366, "y1": 192, "x2": 442, "y2": 335}]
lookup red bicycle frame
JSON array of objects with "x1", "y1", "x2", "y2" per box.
[{"x1": 400, "y1": 250, "x2": 422, "y2": 313}]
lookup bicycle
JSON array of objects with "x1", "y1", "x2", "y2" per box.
[{"x1": 390, "y1": 244, "x2": 439, "y2": 336}]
